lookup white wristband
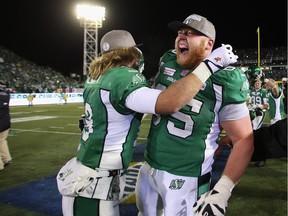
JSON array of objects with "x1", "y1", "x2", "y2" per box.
[
  {"x1": 192, "y1": 62, "x2": 212, "y2": 84},
  {"x1": 215, "y1": 175, "x2": 235, "y2": 193}
]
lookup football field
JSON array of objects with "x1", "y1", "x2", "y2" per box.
[{"x1": 0, "y1": 103, "x2": 286, "y2": 216}]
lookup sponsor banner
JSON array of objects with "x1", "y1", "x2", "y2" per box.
[{"x1": 10, "y1": 93, "x2": 83, "y2": 106}]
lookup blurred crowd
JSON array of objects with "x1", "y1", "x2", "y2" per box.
[
  {"x1": 234, "y1": 46, "x2": 287, "y2": 80},
  {"x1": 0, "y1": 45, "x2": 82, "y2": 93}
]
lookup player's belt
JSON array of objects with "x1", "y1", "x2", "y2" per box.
[{"x1": 198, "y1": 172, "x2": 211, "y2": 186}]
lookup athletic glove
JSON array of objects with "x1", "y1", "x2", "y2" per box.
[
  {"x1": 256, "y1": 104, "x2": 264, "y2": 110},
  {"x1": 78, "y1": 114, "x2": 86, "y2": 132},
  {"x1": 192, "y1": 44, "x2": 238, "y2": 84},
  {"x1": 255, "y1": 108, "x2": 263, "y2": 116},
  {"x1": 252, "y1": 104, "x2": 263, "y2": 110},
  {"x1": 204, "y1": 44, "x2": 238, "y2": 73},
  {"x1": 251, "y1": 104, "x2": 258, "y2": 110},
  {"x1": 193, "y1": 175, "x2": 235, "y2": 216}
]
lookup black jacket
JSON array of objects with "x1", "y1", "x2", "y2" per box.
[
  {"x1": 0, "y1": 90, "x2": 11, "y2": 132},
  {"x1": 251, "y1": 118, "x2": 287, "y2": 161}
]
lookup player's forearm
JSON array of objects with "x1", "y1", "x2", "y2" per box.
[
  {"x1": 155, "y1": 73, "x2": 204, "y2": 114},
  {"x1": 265, "y1": 79, "x2": 279, "y2": 97}
]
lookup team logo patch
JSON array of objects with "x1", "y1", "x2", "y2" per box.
[
  {"x1": 163, "y1": 67, "x2": 176, "y2": 76},
  {"x1": 169, "y1": 179, "x2": 185, "y2": 190},
  {"x1": 180, "y1": 70, "x2": 190, "y2": 77},
  {"x1": 213, "y1": 56, "x2": 222, "y2": 62},
  {"x1": 131, "y1": 74, "x2": 145, "y2": 85}
]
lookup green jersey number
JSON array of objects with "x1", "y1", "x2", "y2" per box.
[
  {"x1": 250, "y1": 95, "x2": 262, "y2": 105},
  {"x1": 82, "y1": 103, "x2": 93, "y2": 141}
]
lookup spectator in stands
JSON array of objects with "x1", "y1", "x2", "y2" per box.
[{"x1": 0, "y1": 81, "x2": 12, "y2": 171}]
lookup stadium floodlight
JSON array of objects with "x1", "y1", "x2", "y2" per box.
[{"x1": 76, "y1": 4, "x2": 105, "y2": 77}]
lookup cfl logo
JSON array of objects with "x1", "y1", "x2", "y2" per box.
[{"x1": 169, "y1": 179, "x2": 185, "y2": 190}]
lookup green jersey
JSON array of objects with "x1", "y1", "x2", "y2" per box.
[
  {"x1": 77, "y1": 67, "x2": 149, "y2": 170},
  {"x1": 267, "y1": 88, "x2": 284, "y2": 120},
  {"x1": 145, "y1": 50, "x2": 249, "y2": 177},
  {"x1": 249, "y1": 88, "x2": 268, "y2": 106}
]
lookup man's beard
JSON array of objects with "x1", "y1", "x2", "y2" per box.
[{"x1": 176, "y1": 41, "x2": 207, "y2": 69}]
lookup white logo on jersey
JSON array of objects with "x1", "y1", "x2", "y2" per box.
[
  {"x1": 167, "y1": 76, "x2": 176, "y2": 83},
  {"x1": 163, "y1": 67, "x2": 176, "y2": 76}
]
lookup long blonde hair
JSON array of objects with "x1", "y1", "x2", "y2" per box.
[{"x1": 89, "y1": 47, "x2": 141, "y2": 80}]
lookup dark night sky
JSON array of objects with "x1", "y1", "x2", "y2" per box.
[{"x1": 0, "y1": 0, "x2": 287, "y2": 79}]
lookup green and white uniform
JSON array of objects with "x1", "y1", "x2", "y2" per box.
[
  {"x1": 136, "y1": 50, "x2": 249, "y2": 216},
  {"x1": 249, "y1": 88, "x2": 268, "y2": 129},
  {"x1": 267, "y1": 88, "x2": 284, "y2": 124},
  {"x1": 62, "y1": 67, "x2": 152, "y2": 216},
  {"x1": 77, "y1": 67, "x2": 149, "y2": 170},
  {"x1": 146, "y1": 50, "x2": 249, "y2": 177}
]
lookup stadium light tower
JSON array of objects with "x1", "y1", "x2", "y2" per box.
[{"x1": 76, "y1": 4, "x2": 105, "y2": 77}]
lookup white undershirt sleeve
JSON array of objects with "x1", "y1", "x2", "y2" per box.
[
  {"x1": 125, "y1": 87, "x2": 162, "y2": 114},
  {"x1": 219, "y1": 103, "x2": 249, "y2": 121}
]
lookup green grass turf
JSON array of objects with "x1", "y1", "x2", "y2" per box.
[{"x1": 0, "y1": 104, "x2": 286, "y2": 215}]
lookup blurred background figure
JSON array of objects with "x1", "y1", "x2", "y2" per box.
[
  {"x1": 246, "y1": 66, "x2": 269, "y2": 167},
  {"x1": 58, "y1": 90, "x2": 65, "y2": 105},
  {"x1": 27, "y1": 92, "x2": 34, "y2": 106},
  {"x1": 0, "y1": 81, "x2": 12, "y2": 171},
  {"x1": 282, "y1": 77, "x2": 287, "y2": 114},
  {"x1": 63, "y1": 93, "x2": 68, "y2": 104},
  {"x1": 248, "y1": 79, "x2": 269, "y2": 130},
  {"x1": 264, "y1": 78, "x2": 285, "y2": 124},
  {"x1": 245, "y1": 65, "x2": 265, "y2": 88}
]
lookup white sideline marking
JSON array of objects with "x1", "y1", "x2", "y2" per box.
[
  {"x1": 11, "y1": 128, "x2": 80, "y2": 135},
  {"x1": 12, "y1": 128, "x2": 146, "y2": 139},
  {"x1": 11, "y1": 116, "x2": 57, "y2": 123},
  {"x1": 68, "y1": 124, "x2": 78, "y2": 126},
  {"x1": 11, "y1": 112, "x2": 32, "y2": 115}
]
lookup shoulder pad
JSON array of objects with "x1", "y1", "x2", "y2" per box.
[{"x1": 160, "y1": 49, "x2": 177, "y2": 63}]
